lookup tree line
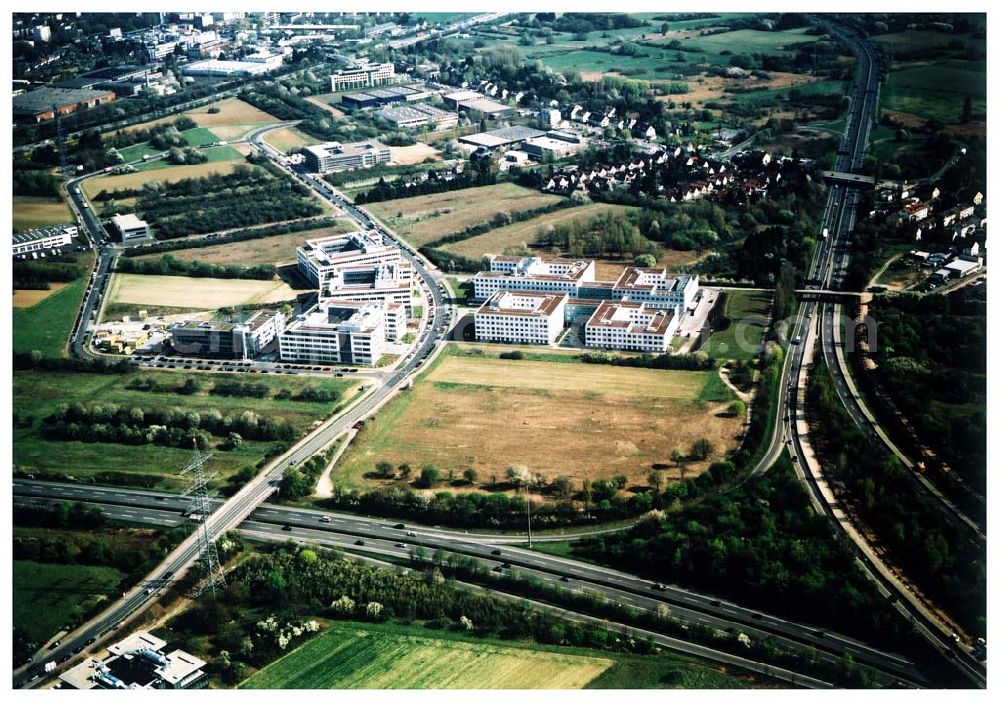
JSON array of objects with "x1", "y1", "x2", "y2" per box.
[
  {"x1": 42, "y1": 403, "x2": 297, "y2": 449},
  {"x1": 116, "y1": 254, "x2": 277, "y2": 280},
  {"x1": 13, "y1": 260, "x2": 84, "y2": 290},
  {"x1": 107, "y1": 115, "x2": 197, "y2": 150}
]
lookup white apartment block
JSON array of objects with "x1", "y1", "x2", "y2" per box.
[
  {"x1": 329, "y1": 62, "x2": 396, "y2": 91},
  {"x1": 321, "y1": 260, "x2": 414, "y2": 315},
  {"x1": 474, "y1": 291, "x2": 568, "y2": 345},
  {"x1": 612, "y1": 269, "x2": 700, "y2": 312},
  {"x1": 472, "y1": 256, "x2": 596, "y2": 301},
  {"x1": 13, "y1": 224, "x2": 77, "y2": 257},
  {"x1": 279, "y1": 301, "x2": 386, "y2": 366},
  {"x1": 584, "y1": 301, "x2": 679, "y2": 352},
  {"x1": 296, "y1": 231, "x2": 402, "y2": 287},
  {"x1": 303, "y1": 140, "x2": 392, "y2": 173}
]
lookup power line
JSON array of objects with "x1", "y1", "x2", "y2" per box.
[{"x1": 180, "y1": 439, "x2": 226, "y2": 599}]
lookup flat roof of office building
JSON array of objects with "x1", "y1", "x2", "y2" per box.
[{"x1": 13, "y1": 86, "x2": 115, "y2": 114}]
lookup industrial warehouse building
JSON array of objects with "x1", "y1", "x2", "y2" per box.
[
  {"x1": 279, "y1": 301, "x2": 389, "y2": 365},
  {"x1": 340, "y1": 85, "x2": 431, "y2": 109},
  {"x1": 584, "y1": 301, "x2": 680, "y2": 352},
  {"x1": 59, "y1": 631, "x2": 206, "y2": 690},
  {"x1": 296, "y1": 231, "x2": 402, "y2": 287},
  {"x1": 459, "y1": 125, "x2": 545, "y2": 151},
  {"x1": 13, "y1": 86, "x2": 116, "y2": 122},
  {"x1": 12, "y1": 223, "x2": 78, "y2": 257},
  {"x1": 302, "y1": 140, "x2": 391, "y2": 173},
  {"x1": 443, "y1": 90, "x2": 513, "y2": 119},
  {"x1": 167, "y1": 309, "x2": 285, "y2": 359},
  {"x1": 521, "y1": 131, "x2": 586, "y2": 159},
  {"x1": 183, "y1": 53, "x2": 284, "y2": 76},
  {"x1": 109, "y1": 213, "x2": 150, "y2": 242},
  {"x1": 376, "y1": 102, "x2": 457, "y2": 129},
  {"x1": 329, "y1": 62, "x2": 396, "y2": 91},
  {"x1": 474, "y1": 291, "x2": 569, "y2": 345}
]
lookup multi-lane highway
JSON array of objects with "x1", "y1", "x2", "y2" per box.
[
  {"x1": 773, "y1": 17, "x2": 986, "y2": 688},
  {"x1": 12, "y1": 479, "x2": 926, "y2": 687}
]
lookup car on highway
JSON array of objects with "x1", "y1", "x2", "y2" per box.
[
  {"x1": 395, "y1": 542, "x2": 407, "y2": 549},
  {"x1": 319, "y1": 516, "x2": 332, "y2": 523},
  {"x1": 282, "y1": 525, "x2": 293, "y2": 531},
  {"x1": 354, "y1": 540, "x2": 365, "y2": 546},
  {"x1": 651, "y1": 583, "x2": 666, "y2": 591},
  {"x1": 405, "y1": 531, "x2": 416, "y2": 537},
  {"x1": 491, "y1": 549, "x2": 502, "y2": 556}
]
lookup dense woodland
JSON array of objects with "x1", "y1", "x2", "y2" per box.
[
  {"x1": 575, "y1": 460, "x2": 914, "y2": 651},
  {"x1": 867, "y1": 291, "x2": 987, "y2": 492},
  {"x1": 806, "y1": 359, "x2": 986, "y2": 638}
]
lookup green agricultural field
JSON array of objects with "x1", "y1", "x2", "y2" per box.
[
  {"x1": 241, "y1": 621, "x2": 614, "y2": 689},
  {"x1": 13, "y1": 195, "x2": 74, "y2": 231},
  {"x1": 701, "y1": 290, "x2": 773, "y2": 361},
  {"x1": 676, "y1": 26, "x2": 818, "y2": 55},
  {"x1": 13, "y1": 252, "x2": 94, "y2": 357},
  {"x1": 441, "y1": 203, "x2": 636, "y2": 259},
  {"x1": 365, "y1": 183, "x2": 563, "y2": 248},
  {"x1": 726, "y1": 79, "x2": 847, "y2": 108},
  {"x1": 14, "y1": 560, "x2": 125, "y2": 647},
  {"x1": 12, "y1": 369, "x2": 359, "y2": 487},
  {"x1": 882, "y1": 60, "x2": 986, "y2": 123},
  {"x1": 240, "y1": 620, "x2": 755, "y2": 689},
  {"x1": 335, "y1": 347, "x2": 737, "y2": 492}
]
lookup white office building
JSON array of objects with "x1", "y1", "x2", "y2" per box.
[
  {"x1": 110, "y1": 213, "x2": 150, "y2": 242},
  {"x1": 13, "y1": 224, "x2": 77, "y2": 257},
  {"x1": 612, "y1": 268, "x2": 700, "y2": 312},
  {"x1": 279, "y1": 301, "x2": 386, "y2": 365},
  {"x1": 330, "y1": 62, "x2": 396, "y2": 91},
  {"x1": 474, "y1": 290, "x2": 568, "y2": 345},
  {"x1": 296, "y1": 231, "x2": 402, "y2": 287},
  {"x1": 303, "y1": 140, "x2": 392, "y2": 173},
  {"x1": 321, "y1": 260, "x2": 414, "y2": 315},
  {"x1": 472, "y1": 256, "x2": 596, "y2": 301},
  {"x1": 584, "y1": 301, "x2": 679, "y2": 352}
]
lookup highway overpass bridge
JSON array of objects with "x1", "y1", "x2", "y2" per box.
[{"x1": 818, "y1": 170, "x2": 875, "y2": 186}]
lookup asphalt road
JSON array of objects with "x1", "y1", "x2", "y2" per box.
[
  {"x1": 13, "y1": 479, "x2": 925, "y2": 686},
  {"x1": 783, "y1": 17, "x2": 986, "y2": 688}
]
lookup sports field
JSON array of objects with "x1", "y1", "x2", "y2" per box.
[
  {"x1": 441, "y1": 203, "x2": 635, "y2": 259},
  {"x1": 263, "y1": 126, "x2": 321, "y2": 154},
  {"x1": 134, "y1": 222, "x2": 355, "y2": 267},
  {"x1": 240, "y1": 622, "x2": 613, "y2": 689},
  {"x1": 82, "y1": 159, "x2": 259, "y2": 199},
  {"x1": 365, "y1": 184, "x2": 563, "y2": 247},
  {"x1": 14, "y1": 561, "x2": 125, "y2": 647},
  {"x1": 336, "y1": 349, "x2": 738, "y2": 490},
  {"x1": 107, "y1": 273, "x2": 301, "y2": 310},
  {"x1": 13, "y1": 195, "x2": 74, "y2": 231}
]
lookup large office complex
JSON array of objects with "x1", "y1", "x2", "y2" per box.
[
  {"x1": 302, "y1": 140, "x2": 391, "y2": 173},
  {"x1": 471, "y1": 256, "x2": 698, "y2": 351},
  {"x1": 167, "y1": 310, "x2": 286, "y2": 359},
  {"x1": 472, "y1": 256, "x2": 597, "y2": 300},
  {"x1": 279, "y1": 301, "x2": 387, "y2": 365},
  {"x1": 329, "y1": 62, "x2": 396, "y2": 91},
  {"x1": 59, "y1": 631, "x2": 206, "y2": 690},
  {"x1": 611, "y1": 268, "x2": 700, "y2": 312},
  {"x1": 474, "y1": 291, "x2": 568, "y2": 345},
  {"x1": 584, "y1": 301, "x2": 679, "y2": 352},
  {"x1": 12, "y1": 224, "x2": 78, "y2": 257},
  {"x1": 320, "y1": 260, "x2": 414, "y2": 315},
  {"x1": 296, "y1": 231, "x2": 402, "y2": 287},
  {"x1": 109, "y1": 214, "x2": 151, "y2": 242}
]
